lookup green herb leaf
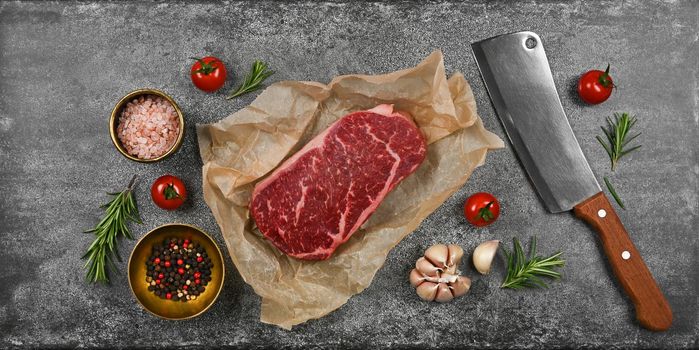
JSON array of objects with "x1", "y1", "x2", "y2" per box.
[
  {"x1": 597, "y1": 112, "x2": 641, "y2": 171},
  {"x1": 500, "y1": 236, "x2": 565, "y2": 289},
  {"x1": 227, "y1": 60, "x2": 274, "y2": 99},
  {"x1": 82, "y1": 175, "x2": 142, "y2": 284},
  {"x1": 604, "y1": 176, "x2": 625, "y2": 209}
]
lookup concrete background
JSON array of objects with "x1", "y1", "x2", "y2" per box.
[{"x1": 0, "y1": 0, "x2": 696, "y2": 348}]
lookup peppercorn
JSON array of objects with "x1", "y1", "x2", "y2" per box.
[{"x1": 144, "y1": 237, "x2": 214, "y2": 303}]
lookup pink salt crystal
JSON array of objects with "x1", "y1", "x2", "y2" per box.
[{"x1": 115, "y1": 94, "x2": 180, "y2": 159}]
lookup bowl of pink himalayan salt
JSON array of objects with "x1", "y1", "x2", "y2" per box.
[{"x1": 110, "y1": 89, "x2": 185, "y2": 162}]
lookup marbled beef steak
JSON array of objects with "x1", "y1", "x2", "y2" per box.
[{"x1": 250, "y1": 104, "x2": 427, "y2": 260}]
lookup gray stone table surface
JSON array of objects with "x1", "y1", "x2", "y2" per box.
[{"x1": 1, "y1": 0, "x2": 697, "y2": 348}]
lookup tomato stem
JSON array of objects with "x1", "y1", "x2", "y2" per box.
[
  {"x1": 598, "y1": 64, "x2": 613, "y2": 88},
  {"x1": 191, "y1": 57, "x2": 218, "y2": 75},
  {"x1": 163, "y1": 183, "x2": 181, "y2": 200},
  {"x1": 477, "y1": 201, "x2": 495, "y2": 222}
]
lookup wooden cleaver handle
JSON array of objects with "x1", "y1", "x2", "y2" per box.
[{"x1": 574, "y1": 192, "x2": 672, "y2": 331}]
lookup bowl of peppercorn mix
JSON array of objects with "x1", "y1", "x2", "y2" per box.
[{"x1": 128, "y1": 223, "x2": 224, "y2": 320}]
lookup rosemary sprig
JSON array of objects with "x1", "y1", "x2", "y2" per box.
[
  {"x1": 82, "y1": 175, "x2": 142, "y2": 283},
  {"x1": 604, "y1": 176, "x2": 625, "y2": 209},
  {"x1": 227, "y1": 60, "x2": 274, "y2": 99},
  {"x1": 596, "y1": 112, "x2": 641, "y2": 171},
  {"x1": 501, "y1": 237, "x2": 565, "y2": 289}
]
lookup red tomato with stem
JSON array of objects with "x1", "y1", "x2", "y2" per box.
[
  {"x1": 151, "y1": 175, "x2": 187, "y2": 210},
  {"x1": 190, "y1": 56, "x2": 227, "y2": 92},
  {"x1": 463, "y1": 192, "x2": 500, "y2": 227},
  {"x1": 577, "y1": 64, "x2": 614, "y2": 104}
]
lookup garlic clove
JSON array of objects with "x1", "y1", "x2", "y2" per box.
[
  {"x1": 446, "y1": 244, "x2": 464, "y2": 273},
  {"x1": 451, "y1": 276, "x2": 472, "y2": 297},
  {"x1": 409, "y1": 268, "x2": 426, "y2": 287},
  {"x1": 424, "y1": 244, "x2": 449, "y2": 268},
  {"x1": 416, "y1": 257, "x2": 440, "y2": 276},
  {"x1": 434, "y1": 283, "x2": 454, "y2": 303},
  {"x1": 473, "y1": 240, "x2": 500, "y2": 275},
  {"x1": 415, "y1": 281, "x2": 439, "y2": 301}
]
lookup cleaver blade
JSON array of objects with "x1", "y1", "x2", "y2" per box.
[
  {"x1": 472, "y1": 31, "x2": 672, "y2": 331},
  {"x1": 472, "y1": 31, "x2": 599, "y2": 213}
]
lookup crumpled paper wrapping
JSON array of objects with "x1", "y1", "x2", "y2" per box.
[{"x1": 196, "y1": 51, "x2": 503, "y2": 329}]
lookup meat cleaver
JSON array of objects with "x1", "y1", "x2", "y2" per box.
[{"x1": 471, "y1": 31, "x2": 672, "y2": 331}]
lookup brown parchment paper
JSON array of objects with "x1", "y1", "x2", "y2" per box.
[{"x1": 196, "y1": 51, "x2": 504, "y2": 329}]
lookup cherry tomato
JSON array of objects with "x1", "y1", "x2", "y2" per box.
[
  {"x1": 190, "y1": 56, "x2": 227, "y2": 92},
  {"x1": 577, "y1": 64, "x2": 614, "y2": 104},
  {"x1": 463, "y1": 192, "x2": 500, "y2": 227},
  {"x1": 151, "y1": 175, "x2": 187, "y2": 210}
]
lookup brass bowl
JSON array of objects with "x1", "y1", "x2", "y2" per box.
[
  {"x1": 128, "y1": 223, "x2": 225, "y2": 320},
  {"x1": 109, "y1": 88, "x2": 185, "y2": 163}
]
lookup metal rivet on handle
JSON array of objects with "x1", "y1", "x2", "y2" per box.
[
  {"x1": 622, "y1": 251, "x2": 631, "y2": 260},
  {"x1": 598, "y1": 209, "x2": 607, "y2": 218},
  {"x1": 525, "y1": 37, "x2": 537, "y2": 49}
]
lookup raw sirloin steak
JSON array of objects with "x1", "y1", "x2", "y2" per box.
[{"x1": 250, "y1": 105, "x2": 427, "y2": 260}]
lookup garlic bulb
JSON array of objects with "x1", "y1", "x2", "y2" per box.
[
  {"x1": 409, "y1": 244, "x2": 471, "y2": 302},
  {"x1": 473, "y1": 240, "x2": 500, "y2": 275}
]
